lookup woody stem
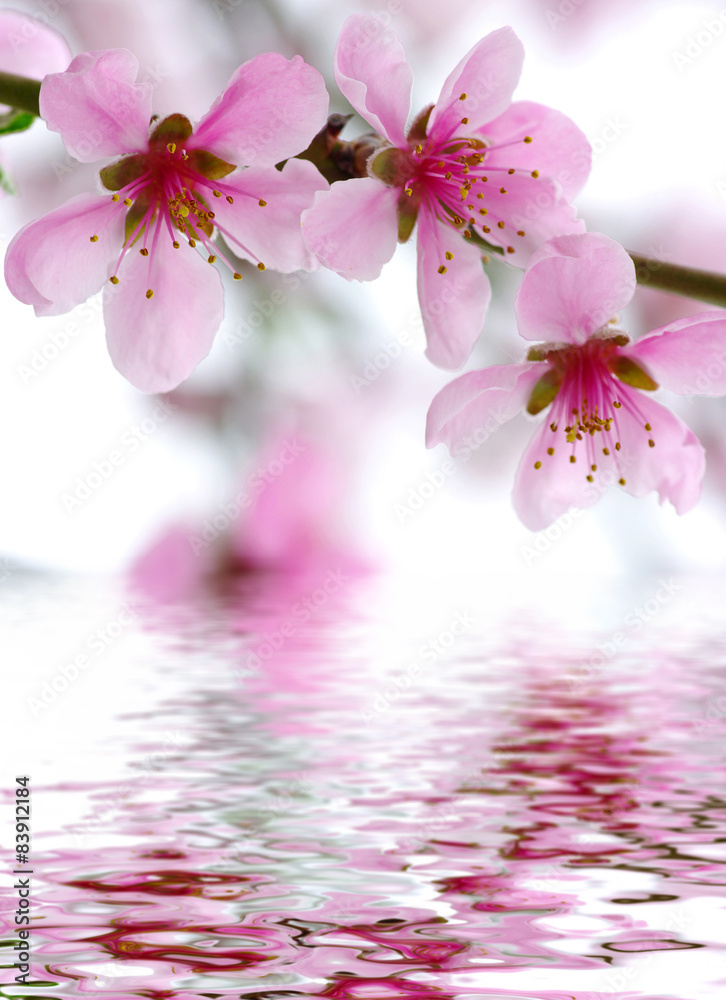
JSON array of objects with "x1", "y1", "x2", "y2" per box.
[{"x1": 629, "y1": 251, "x2": 726, "y2": 309}]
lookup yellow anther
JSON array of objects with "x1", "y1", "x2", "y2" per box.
[
  {"x1": 139, "y1": 248, "x2": 149, "y2": 256},
  {"x1": 550, "y1": 423, "x2": 558, "y2": 432},
  {"x1": 531, "y1": 170, "x2": 539, "y2": 178},
  {"x1": 613, "y1": 400, "x2": 622, "y2": 408},
  {"x1": 508, "y1": 168, "x2": 515, "y2": 175},
  {"x1": 208, "y1": 255, "x2": 217, "y2": 264},
  {"x1": 461, "y1": 117, "x2": 469, "y2": 125},
  {"x1": 479, "y1": 208, "x2": 488, "y2": 216},
  {"x1": 499, "y1": 187, "x2": 507, "y2": 194},
  {"x1": 586, "y1": 475, "x2": 593, "y2": 482},
  {"x1": 463, "y1": 229, "x2": 472, "y2": 238},
  {"x1": 415, "y1": 144, "x2": 422, "y2": 154},
  {"x1": 591, "y1": 464, "x2": 597, "y2": 472},
  {"x1": 438, "y1": 265, "x2": 447, "y2": 274},
  {"x1": 517, "y1": 230, "x2": 525, "y2": 237},
  {"x1": 644, "y1": 422, "x2": 651, "y2": 431},
  {"x1": 445, "y1": 251, "x2": 454, "y2": 260},
  {"x1": 258, "y1": 199, "x2": 267, "y2": 207},
  {"x1": 179, "y1": 205, "x2": 189, "y2": 217},
  {"x1": 123, "y1": 198, "x2": 132, "y2": 206},
  {"x1": 603, "y1": 447, "x2": 610, "y2": 455},
  {"x1": 615, "y1": 442, "x2": 621, "y2": 451},
  {"x1": 569, "y1": 455, "x2": 576, "y2": 463},
  {"x1": 445, "y1": 172, "x2": 452, "y2": 180},
  {"x1": 109, "y1": 275, "x2": 119, "y2": 284},
  {"x1": 405, "y1": 187, "x2": 413, "y2": 196},
  {"x1": 648, "y1": 439, "x2": 655, "y2": 448},
  {"x1": 482, "y1": 225, "x2": 491, "y2": 233},
  {"x1": 534, "y1": 461, "x2": 542, "y2": 469},
  {"x1": 90, "y1": 235, "x2": 99, "y2": 242},
  {"x1": 226, "y1": 195, "x2": 234, "y2": 204},
  {"x1": 213, "y1": 190, "x2": 221, "y2": 197},
  {"x1": 547, "y1": 447, "x2": 554, "y2": 456},
  {"x1": 481, "y1": 176, "x2": 488, "y2": 182},
  {"x1": 524, "y1": 136, "x2": 533, "y2": 143},
  {"x1": 257, "y1": 262, "x2": 265, "y2": 271},
  {"x1": 459, "y1": 92, "x2": 467, "y2": 100},
  {"x1": 172, "y1": 241, "x2": 180, "y2": 249},
  {"x1": 189, "y1": 239, "x2": 196, "y2": 248},
  {"x1": 233, "y1": 272, "x2": 242, "y2": 280},
  {"x1": 146, "y1": 288, "x2": 154, "y2": 299},
  {"x1": 497, "y1": 221, "x2": 505, "y2": 229},
  {"x1": 619, "y1": 477, "x2": 626, "y2": 486},
  {"x1": 506, "y1": 246, "x2": 515, "y2": 254},
  {"x1": 167, "y1": 142, "x2": 176, "y2": 154}
]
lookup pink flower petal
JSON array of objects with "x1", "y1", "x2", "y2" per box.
[
  {"x1": 211, "y1": 158, "x2": 328, "y2": 273},
  {"x1": 515, "y1": 232, "x2": 636, "y2": 344},
  {"x1": 103, "y1": 235, "x2": 224, "y2": 393},
  {"x1": 628, "y1": 312, "x2": 726, "y2": 394},
  {"x1": 476, "y1": 173, "x2": 585, "y2": 267},
  {"x1": 191, "y1": 53, "x2": 328, "y2": 169},
  {"x1": 40, "y1": 49, "x2": 152, "y2": 161},
  {"x1": 513, "y1": 418, "x2": 604, "y2": 530},
  {"x1": 0, "y1": 11, "x2": 70, "y2": 82},
  {"x1": 426, "y1": 362, "x2": 542, "y2": 450},
  {"x1": 334, "y1": 14, "x2": 412, "y2": 147},
  {"x1": 302, "y1": 177, "x2": 399, "y2": 281},
  {"x1": 428, "y1": 27, "x2": 524, "y2": 144},
  {"x1": 512, "y1": 387, "x2": 704, "y2": 529},
  {"x1": 4, "y1": 193, "x2": 122, "y2": 316},
  {"x1": 613, "y1": 392, "x2": 704, "y2": 513},
  {"x1": 417, "y1": 211, "x2": 491, "y2": 369},
  {"x1": 481, "y1": 100, "x2": 591, "y2": 201}
]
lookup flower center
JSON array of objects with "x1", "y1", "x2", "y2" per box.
[
  {"x1": 89, "y1": 114, "x2": 269, "y2": 299},
  {"x1": 526, "y1": 334, "x2": 659, "y2": 487},
  {"x1": 370, "y1": 96, "x2": 539, "y2": 266}
]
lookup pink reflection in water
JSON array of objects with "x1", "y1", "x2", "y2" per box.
[{"x1": 6, "y1": 584, "x2": 726, "y2": 999}]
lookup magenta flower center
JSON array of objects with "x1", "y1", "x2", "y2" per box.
[
  {"x1": 528, "y1": 335, "x2": 658, "y2": 486},
  {"x1": 371, "y1": 96, "x2": 538, "y2": 262},
  {"x1": 90, "y1": 114, "x2": 267, "y2": 298}
]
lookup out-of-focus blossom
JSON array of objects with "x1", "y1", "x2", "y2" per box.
[
  {"x1": 427, "y1": 233, "x2": 726, "y2": 529},
  {"x1": 4, "y1": 48, "x2": 328, "y2": 392},
  {"x1": 0, "y1": 9, "x2": 70, "y2": 101},
  {"x1": 0, "y1": 9, "x2": 70, "y2": 194},
  {"x1": 302, "y1": 14, "x2": 590, "y2": 369}
]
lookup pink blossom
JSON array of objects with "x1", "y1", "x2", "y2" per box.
[
  {"x1": 0, "y1": 9, "x2": 70, "y2": 97},
  {"x1": 426, "y1": 233, "x2": 726, "y2": 529},
  {"x1": 302, "y1": 15, "x2": 590, "y2": 370},
  {"x1": 4, "y1": 48, "x2": 328, "y2": 392}
]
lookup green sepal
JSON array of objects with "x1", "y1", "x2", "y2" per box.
[
  {"x1": 149, "y1": 113, "x2": 193, "y2": 147},
  {"x1": 526, "y1": 368, "x2": 563, "y2": 415},
  {"x1": 99, "y1": 153, "x2": 148, "y2": 191},
  {"x1": 0, "y1": 109, "x2": 34, "y2": 136},
  {"x1": 0, "y1": 162, "x2": 16, "y2": 195},
  {"x1": 185, "y1": 148, "x2": 236, "y2": 180},
  {"x1": 526, "y1": 346, "x2": 548, "y2": 362},
  {"x1": 124, "y1": 194, "x2": 152, "y2": 245},
  {"x1": 408, "y1": 104, "x2": 434, "y2": 143},
  {"x1": 608, "y1": 355, "x2": 658, "y2": 391},
  {"x1": 396, "y1": 189, "x2": 418, "y2": 243},
  {"x1": 369, "y1": 146, "x2": 409, "y2": 186}
]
